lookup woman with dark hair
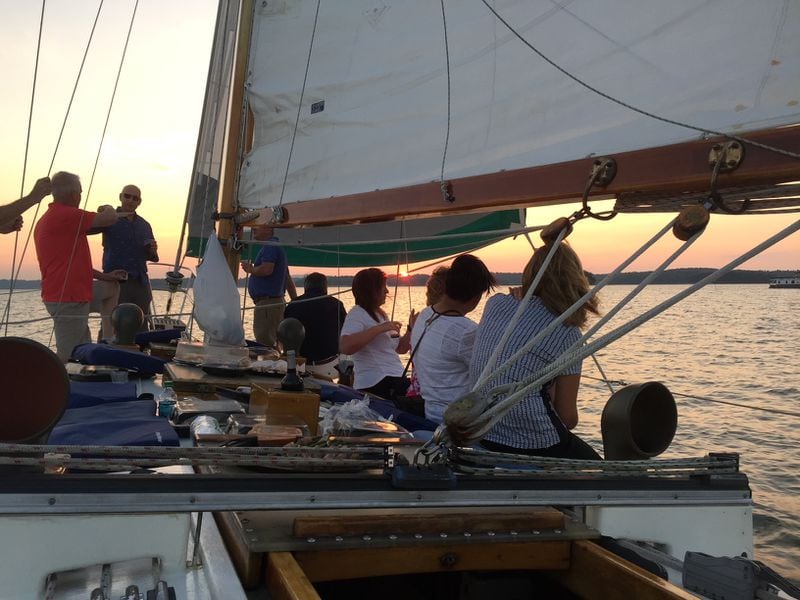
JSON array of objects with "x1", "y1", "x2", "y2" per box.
[
  {"x1": 410, "y1": 255, "x2": 495, "y2": 423},
  {"x1": 339, "y1": 268, "x2": 413, "y2": 399},
  {"x1": 468, "y1": 242, "x2": 601, "y2": 459}
]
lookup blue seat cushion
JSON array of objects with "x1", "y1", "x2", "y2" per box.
[
  {"x1": 68, "y1": 381, "x2": 141, "y2": 409},
  {"x1": 71, "y1": 343, "x2": 166, "y2": 378},
  {"x1": 48, "y1": 415, "x2": 178, "y2": 447},
  {"x1": 57, "y1": 400, "x2": 156, "y2": 426}
]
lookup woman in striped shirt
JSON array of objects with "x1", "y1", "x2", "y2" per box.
[{"x1": 469, "y1": 242, "x2": 601, "y2": 459}]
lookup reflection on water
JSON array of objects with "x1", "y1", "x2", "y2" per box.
[{"x1": 4, "y1": 283, "x2": 799, "y2": 580}]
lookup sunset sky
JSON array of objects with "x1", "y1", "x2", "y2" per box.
[{"x1": 1, "y1": 0, "x2": 797, "y2": 284}]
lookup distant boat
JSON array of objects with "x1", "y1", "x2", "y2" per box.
[{"x1": 769, "y1": 274, "x2": 800, "y2": 288}]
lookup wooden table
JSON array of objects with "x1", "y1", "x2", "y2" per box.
[{"x1": 163, "y1": 362, "x2": 321, "y2": 396}]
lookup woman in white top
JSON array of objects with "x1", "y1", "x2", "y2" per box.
[
  {"x1": 339, "y1": 268, "x2": 413, "y2": 401},
  {"x1": 409, "y1": 255, "x2": 496, "y2": 423}
]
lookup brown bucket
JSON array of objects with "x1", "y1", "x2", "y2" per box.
[{"x1": 600, "y1": 381, "x2": 677, "y2": 460}]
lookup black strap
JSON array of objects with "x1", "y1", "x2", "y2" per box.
[{"x1": 401, "y1": 308, "x2": 461, "y2": 379}]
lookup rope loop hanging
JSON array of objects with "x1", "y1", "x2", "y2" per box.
[{"x1": 576, "y1": 157, "x2": 618, "y2": 221}]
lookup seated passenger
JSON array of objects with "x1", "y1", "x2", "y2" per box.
[
  {"x1": 284, "y1": 272, "x2": 347, "y2": 379},
  {"x1": 410, "y1": 255, "x2": 495, "y2": 423},
  {"x1": 339, "y1": 268, "x2": 413, "y2": 402},
  {"x1": 469, "y1": 242, "x2": 601, "y2": 459},
  {"x1": 405, "y1": 266, "x2": 449, "y2": 401}
]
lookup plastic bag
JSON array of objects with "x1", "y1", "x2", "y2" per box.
[
  {"x1": 193, "y1": 233, "x2": 246, "y2": 346},
  {"x1": 320, "y1": 398, "x2": 411, "y2": 438}
]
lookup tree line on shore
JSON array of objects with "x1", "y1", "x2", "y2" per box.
[{"x1": 2, "y1": 268, "x2": 796, "y2": 290}]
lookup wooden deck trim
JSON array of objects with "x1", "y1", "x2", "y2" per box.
[
  {"x1": 293, "y1": 540, "x2": 571, "y2": 582},
  {"x1": 266, "y1": 552, "x2": 322, "y2": 600},
  {"x1": 552, "y1": 539, "x2": 698, "y2": 600},
  {"x1": 212, "y1": 511, "x2": 264, "y2": 590},
  {"x1": 292, "y1": 508, "x2": 565, "y2": 538}
]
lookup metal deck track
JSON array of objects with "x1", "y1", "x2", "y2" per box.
[{"x1": 0, "y1": 470, "x2": 752, "y2": 514}]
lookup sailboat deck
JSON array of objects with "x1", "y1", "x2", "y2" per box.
[{"x1": 210, "y1": 505, "x2": 699, "y2": 599}]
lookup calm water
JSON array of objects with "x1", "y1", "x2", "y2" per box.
[{"x1": 3, "y1": 283, "x2": 798, "y2": 580}]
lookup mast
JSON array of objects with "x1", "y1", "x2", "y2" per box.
[{"x1": 217, "y1": 0, "x2": 255, "y2": 276}]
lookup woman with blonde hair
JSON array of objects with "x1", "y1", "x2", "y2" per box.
[
  {"x1": 339, "y1": 268, "x2": 413, "y2": 400},
  {"x1": 468, "y1": 242, "x2": 601, "y2": 459}
]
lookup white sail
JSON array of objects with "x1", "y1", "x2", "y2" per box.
[
  {"x1": 239, "y1": 0, "x2": 799, "y2": 209},
  {"x1": 186, "y1": 0, "x2": 242, "y2": 258}
]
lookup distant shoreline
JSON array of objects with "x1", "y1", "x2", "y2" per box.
[{"x1": 3, "y1": 268, "x2": 795, "y2": 290}]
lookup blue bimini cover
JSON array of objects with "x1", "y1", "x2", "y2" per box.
[
  {"x1": 71, "y1": 343, "x2": 167, "y2": 378},
  {"x1": 68, "y1": 381, "x2": 140, "y2": 409}
]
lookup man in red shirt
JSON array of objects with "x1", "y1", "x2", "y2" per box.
[{"x1": 33, "y1": 172, "x2": 123, "y2": 361}]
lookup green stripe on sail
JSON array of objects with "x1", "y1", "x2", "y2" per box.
[
  {"x1": 186, "y1": 236, "x2": 208, "y2": 258},
  {"x1": 282, "y1": 210, "x2": 521, "y2": 267},
  {"x1": 187, "y1": 211, "x2": 521, "y2": 267}
]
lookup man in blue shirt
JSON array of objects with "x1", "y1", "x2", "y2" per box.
[
  {"x1": 241, "y1": 225, "x2": 297, "y2": 348},
  {"x1": 101, "y1": 184, "x2": 159, "y2": 326}
]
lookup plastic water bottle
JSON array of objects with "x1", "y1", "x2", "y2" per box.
[{"x1": 157, "y1": 387, "x2": 177, "y2": 418}]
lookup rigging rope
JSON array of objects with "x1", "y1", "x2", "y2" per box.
[
  {"x1": 389, "y1": 237, "x2": 403, "y2": 324},
  {"x1": 473, "y1": 217, "x2": 677, "y2": 395},
  {"x1": 174, "y1": 0, "x2": 238, "y2": 274},
  {"x1": 278, "y1": 0, "x2": 321, "y2": 206},
  {"x1": 81, "y1": 0, "x2": 140, "y2": 206},
  {"x1": 2, "y1": 3, "x2": 146, "y2": 349},
  {"x1": 474, "y1": 226, "x2": 567, "y2": 387},
  {"x1": 2, "y1": 1, "x2": 48, "y2": 336},
  {"x1": 447, "y1": 218, "x2": 800, "y2": 444},
  {"x1": 439, "y1": 0, "x2": 453, "y2": 202},
  {"x1": 0, "y1": 442, "x2": 737, "y2": 477},
  {"x1": 581, "y1": 375, "x2": 800, "y2": 419},
  {"x1": 1, "y1": 0, "x2": 106, "y2": 346},
  {"x1": 479, "y1": 0, "x2": 800, "y2": 161},
  {"x1": 576, "y1": 225, "x2": 704, "y2": 348},
  {"x1": 589, "y1": 355, "x2": 615, "y2": 395},
  {"x1": 47, "y1": 0, "x2": 141, "y2": 348}
]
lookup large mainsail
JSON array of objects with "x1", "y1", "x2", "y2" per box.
[
  {"x1": 240, "y1": 1, "x2": 798, "y2": 207},
  {"x1": 189, "y1": 0, "x2": 800, "y2": 259}
]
